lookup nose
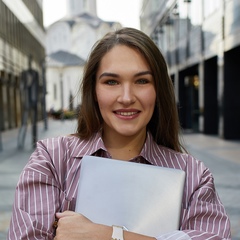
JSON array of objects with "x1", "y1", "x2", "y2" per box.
[{"x1": 117, "y1": 84, "x2": 136, "y2": 105}]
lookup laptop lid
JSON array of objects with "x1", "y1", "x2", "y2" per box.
[{"x1": 75, "y1": 155, "x2": 185, "y2": 237}]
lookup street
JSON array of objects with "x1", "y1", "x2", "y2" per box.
[{"x1": 0, "y1": 119, "x2": 239, "y2": 239}]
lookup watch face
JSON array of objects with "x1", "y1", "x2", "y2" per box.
[{"x1": 112, "y1": 225, "x2": 124, "y2": 240}]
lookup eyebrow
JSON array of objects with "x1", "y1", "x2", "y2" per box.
[
  {"x1": 98, "y1": 71, "x2": 153, "y2": 79},
  {"x1": 135, "y1": 71, "x2": 153, "y2": 77}
]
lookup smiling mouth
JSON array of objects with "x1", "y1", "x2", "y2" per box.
[{"x1": 115, "y1": 111, "x2": 139, "y2": 116}]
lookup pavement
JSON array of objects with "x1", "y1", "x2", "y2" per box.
[{"x1": 0, "y1": 119, "x2": 239, "y2": 240}]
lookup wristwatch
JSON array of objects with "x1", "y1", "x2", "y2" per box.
[{"x1": 111, "y1": 225, "x2": 127, "y2": 240}]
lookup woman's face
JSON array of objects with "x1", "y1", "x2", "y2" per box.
[{"x1": 95, "y1": 45, "x2": 156, "y2": 139}]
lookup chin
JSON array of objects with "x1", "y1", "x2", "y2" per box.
[{"x1": 117, "y1": 129, "x2": 143, "y2": 137}]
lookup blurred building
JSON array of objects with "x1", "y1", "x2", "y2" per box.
[
  {"x1": 0, "y1": 0, "x2": 45, "y2": 131},
  {"x1": 45, "y1": 0, "x2": 122, "y2": 112},
  {"x1": 141, "y1": 0, "x2": 240, "y2": 140}
]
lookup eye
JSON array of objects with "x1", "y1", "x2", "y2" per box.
[
  {"x1": 104, "y1": 80, "x2": 118, "y2": 85},
  {"x1": 136, "y1": 79, "x2": 149, "y2": 84}
]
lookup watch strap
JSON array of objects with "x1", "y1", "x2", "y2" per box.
[{"x1": 111, "y1": 225, "x2": 124, "y2": 240}]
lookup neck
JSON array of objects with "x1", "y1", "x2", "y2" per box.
[{"x1": 102, "y1": 130, "x2": 147, "y2": 161}]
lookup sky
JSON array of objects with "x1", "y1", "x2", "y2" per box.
[{"x1": 42, "y1": 0, "x2": 141, "y2": 29}]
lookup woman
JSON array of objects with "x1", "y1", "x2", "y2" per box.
[{"x1": 8, "y1": 28, "x2": 231, "y2": 240}]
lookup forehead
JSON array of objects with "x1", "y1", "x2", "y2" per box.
[{"x1": 98, "y1": 45, "x2": 150, "y2": 71}]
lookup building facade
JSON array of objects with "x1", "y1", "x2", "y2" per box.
[
  {"x1": 45, "y1": 0, "x2": 122, "y2": 112},
  {"x1": 0, "y1": 0, "x2": 45, "y2": 132},
  {"x1": 141, "y1": 0, "x2": 240, "y2": 139}
]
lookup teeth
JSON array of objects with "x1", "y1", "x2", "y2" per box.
[{"x1": 116, "y1": 112, "x2": 137, "y2": 116}]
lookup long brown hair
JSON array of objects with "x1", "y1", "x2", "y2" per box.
[{"x1": 76, "y1": 27, "x2": 184, "y2": 152}]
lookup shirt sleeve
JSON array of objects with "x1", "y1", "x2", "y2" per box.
[
  {"x1": 156, "y1": 230, "x2": 191, "y2": 239},
  {"x1": 155, "y1": 166, "x2": 231, "y2": 240},
  {"x1": 180, "y1": 165, "x2": 231, "y2": 239},
  {"x1": 7, "y1": 144, "x2": 62, "y2": 240}
]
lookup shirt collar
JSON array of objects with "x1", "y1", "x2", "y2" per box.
[
  {"x1": 71, "y1": 131, "x2": 107, "y2": 158},
  {"x1": 72, "y1": 131, "x2": 161, "y2": 165},
  {"x1": 139, "y1": 131, "x2": 160, "y2": 165}
]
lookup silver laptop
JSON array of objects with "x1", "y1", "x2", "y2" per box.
[{"x1": 75, "y1": 155, "x2": 185, "y2": 237}]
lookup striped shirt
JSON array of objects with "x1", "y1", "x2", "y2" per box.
[{"x1": 8, "y1": 132, "x2": 231, "y2": 239}]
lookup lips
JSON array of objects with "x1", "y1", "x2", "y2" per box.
[
  {"x1": 113, "y1": 109, "x2": 140, "y2": 120},
  {"x1": 115, "y1": 111, "x2": 139, "y2": 116}
]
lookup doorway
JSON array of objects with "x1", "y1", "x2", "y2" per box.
[{"x1": 178, "y1": 65, "x2": 199, "y2": 132}]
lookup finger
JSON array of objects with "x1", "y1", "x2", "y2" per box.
[{"x1": 56, "y1": 210, "x2": 77, "y2": 219}]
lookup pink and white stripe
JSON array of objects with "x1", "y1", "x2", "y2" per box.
[{"x1": 8, "y1": 132, "x2": 231, "y2": 239}]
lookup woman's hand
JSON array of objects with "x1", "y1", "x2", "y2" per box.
[
  {"x1": 54, "y1": 211, "x2": 156, "y2": 240},
  {"x1": 54, "y1": 211, "x2": 112, "y2": 240}
]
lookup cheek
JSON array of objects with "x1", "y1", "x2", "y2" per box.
[
  {"x1": 96, "y1": 86, "x2": 117, "y2": 106},
  {"x1": 95, "y1": 86, "x2": 104, "y2": 104},
  {"x1": 96, "y1": 90, "x2": 110, "y2": 110},
  {"x1": 144, "y1": 89, "x2": 156, "y2": 108}
]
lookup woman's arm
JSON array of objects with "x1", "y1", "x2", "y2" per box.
[
  {"x1": 7, "y1": 141, "x2": 66, "y2": 240},
  {"x1": 7, "y1": 169, "x2": 59, "y2": 239},
  {"x1": 55, "y1": 211, "x2": 156, "y2": 240},
  {"x1": 180, "y1": 167, "x2": 231, "y2": 239},
  {"x1": 8, "y1": 137, "x2": 82, "y2": 239},
  {"x1": 55, "y1": 211, "x2": 192, "y2": 240}
]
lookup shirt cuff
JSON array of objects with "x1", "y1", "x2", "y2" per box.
[{"x1": 156, "y1": 230, "x2": 191, "y2": 240}]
